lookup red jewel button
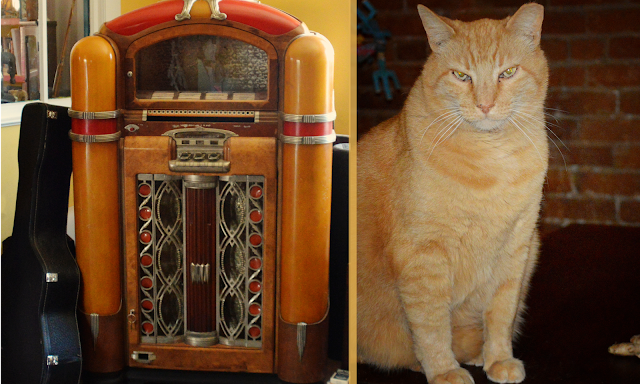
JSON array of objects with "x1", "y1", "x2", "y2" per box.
[
  {"x1": 249, "y1": 303, "x2": 261, "y2": 316},
  {"x1": 250, "y1": 186, "x2": 263, "y2": 199},
  {"x1": 249, "y1": 257, "x2": 262, "y2": 270},
  {"x1": 142, "y1": 322, "x2": 154, "y2": 334},
  {"x1": 249, "y1": 234, "x2": 262, "y2": 246},
  {"x1": 139, "y1": 184, "x2": 151, "y2": 196},
  {"x1": 141, "y1": 277, "x2": 153, "y2": 289},
  {"x1": 139, "y1": 207, "x2": 152, "y2": 220},
  {"x1": 140, "y1": 231, "x2": 152, "y2": 244},
  {"x1": 141, "y1": 299, "x2": 153, "y2": 311},
  {"x1": 140, "y1": 254, "x2": 153, "y2": 267},
  {"x1": 248, "y1": 326, "x2": 261, "y2": 338},
  {"x1": 249, "y1": 281, "x2": 262, "y2": 293},
  {"x1": 249, "y1": 209, "x2": 263, "y2": 223}
]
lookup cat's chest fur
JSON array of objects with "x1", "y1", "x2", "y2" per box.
[{"x1": 392, "y1": 126, "x2": 547, "y2": 297}]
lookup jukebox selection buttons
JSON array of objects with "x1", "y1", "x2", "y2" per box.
[
  {"x1": 250, "y1": 185, "x2": 263, "y2": 199},
  {"x1": 249, "y1": 257, "x2": 262, "y2": 270},
  {"x1": 140, "y1": 254, "x2": 153, "y2": 267},
  {"x1": 141, "y1": 299, "x2": 154, "y2": 311},
  {"x1": 141, "y1": 277, "x2": 153, "y2": 289},
  {"x1": 249, "y1": 234, "x2": 263, "y2": 246},
  {"x1": 139, "y1": 207, "x2": 152, "y2": 220},
  {"x1": 248, "y1": 326, "x2": 261, "y2": 338},
  {"x1": 249, "y1": 280, "x2": 262, "y2": 293},
  {"x1": 139, "y1": 184, "x2": 151, "y2": 197},
  {"x1": 249, "y1": 303, "x2": 262, "y2": 316},
  {"x1": 142, "y1": 322, "x2": 154, "y2": 335},
  {"x1": 140, "y1": 231, "x2": 152, "y2": 244},
  {"x1": 249, "y1": 209, "x2": 263, "y2": 223}
]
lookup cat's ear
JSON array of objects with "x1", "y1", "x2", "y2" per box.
[
  {"x1": 417, "y1": 5, "x2": 455, "y2": 53},
  {"x1": 506, "y1": 3, "x2": 544, "y2": 49}
]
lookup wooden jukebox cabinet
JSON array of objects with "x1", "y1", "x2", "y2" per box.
[{"x1": 69, "y1": 1, "x2": 335, "y2": 382}]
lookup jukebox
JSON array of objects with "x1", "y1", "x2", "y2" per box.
[{"x1": 69, "y1": 1, "x2": 335, "y2": 382}]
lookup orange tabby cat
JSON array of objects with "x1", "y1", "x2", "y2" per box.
[{"x1": 357, "y1": 4, "x2": 548, "y2": 384}]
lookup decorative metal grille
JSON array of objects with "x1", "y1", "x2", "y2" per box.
[
  {"x1": 138, "y1": 174, "x2": 185, "y2": 344},
  {"x1": 137, "y1": 174, "x2": 264, "y2": 348},
  {"x1": 218, "y1": 175, "x2": 264, "y2": 348}
]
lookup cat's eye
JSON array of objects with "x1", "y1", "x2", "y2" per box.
[
  {"x1": 453, "y1": 71, "x2": 471, "y2": 82},
  {"x1": 500, "y1": 67, "x2": 518, "y2": 79}
]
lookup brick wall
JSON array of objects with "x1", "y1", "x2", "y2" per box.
[{"x1": 357, "y1": 0, "x2": 640, "y2": 235}]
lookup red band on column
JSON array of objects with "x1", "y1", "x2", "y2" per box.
[
  {"x1": 72, "y1": 119, "x2": 118, "y2": 135},
  {"x1": 283, "y1": 122, "x2": 333, "y2": 137}
]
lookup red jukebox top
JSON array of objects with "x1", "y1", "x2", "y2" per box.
[{"x1": 105, "y1": 0, "x2": 302, "y2": 36}]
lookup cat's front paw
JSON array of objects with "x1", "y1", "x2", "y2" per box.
[
  {"x1": 485, "y1": 358, "x2": 525, "y2": 383},
  {"x1": 432, "y1": 368, "x2": 475, "y2": 384}
]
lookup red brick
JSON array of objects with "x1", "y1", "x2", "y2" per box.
[
  {"x1": 619, "y1": 199, "x2": 640, "y2": 223},
  {"x1": 376, "y1": 13, "x2": 427, "y2": 36},
  {"x1": 575, "y1": 171, "x2": 640, "y2": 196},
  {"x1": 544, "y1": 167, "x2": 573, "y2": 193},
  {"x1": 550, "y1": 144, "x2": 613, "y2": 167},
  {"x1": 405, "y1": 0, "x2": 468, "y2": 10},
  {"x1": 587, "y1": 8, "x2": 640, "y2": 33},
  {"x1": 387, "y1": 63, "x2": 423, "y2": 88},
  {"x1": 539, "y1": 220, "x2": 564, "y2": 238},
  {"x1": 587, "y1": 64, "x2": 640, "y2": 87},
  {"x1": 541, "y1": 39, "x2": 569, "y2": 61},
  {"x1": 548, "y1": 66, "x2": 585, "y2": 87},
  {"x1": 547, "y1": 90, "x2": 616, "y2": 116},
  {"x1": 549, "y1": 0, "x2": 624, "y2": 4},
  {"x1": 613, "y1": 145, "x2": 640, "y2": 169},
  {"x1": 450, "y1": 8, "x2": 516, "y2": 22},
  {"x1": 396, "y1": 39, "x2": 429, "y2": 61},
  {"x1": 570, "y1": 38, "x2": 606, "y2": 60},
  {"x1": 357, "y1": 87, "x2": 407, "y2": 111},
  {"x1": 621, "y1": 91, "x2": 640, "y2": 115},
  {"x1": 579, "y1": 119, "x2": 640, "y2": 142},
  {"x1": 362, "y1": 0, "x2": 405, "y2": 11},
  {"x1": 609, "y1": 37, "x2": 640, "y2": 59},
  {"x1": 543, "y1": 10, "x2": 587, "y2": 35},
  {"x1": 542, "y1": 196, "x2": 616, "y2": 221}
]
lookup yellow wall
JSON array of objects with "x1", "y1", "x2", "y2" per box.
[
  {"x1": 121, "y1": 0, "x2": 351, "y2": 136},
  {"x1": 1, "y1": 125, "x2": 20, "y2": 241}
]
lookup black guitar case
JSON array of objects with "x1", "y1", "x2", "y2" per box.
[{"x1": 1, "y1": 103, "x2": 82, "y2": 383}]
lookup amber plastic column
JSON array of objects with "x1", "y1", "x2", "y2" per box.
[
  {"x1": 70, "y1": 35, "x2": 124, "y2": 373},
  {"x1": 278, "y1": 33, "x2": 335, "y2": 383}
]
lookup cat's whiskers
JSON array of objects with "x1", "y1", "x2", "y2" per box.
[
  {"x1": 508, "y1": 116, "x2": 544, "y2": 163},
  {"x1": 419, "y1": 110, "x2": 461, "y2": 144},
  {"x1": 427, "y1": 116, "x2": 464, "y2": 161},
  {"x1": 513, "y1": 110, "x2": 568, "y2": 171}
]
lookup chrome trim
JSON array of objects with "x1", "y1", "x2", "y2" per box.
[
  {"x1": 297, "y1": 322, "x2": 307, "y2": 361},
  {"x1": 183, "y1": 175, "x2": 218, "y2": 189},
  {"x1": 90, "y1": 313, "x2": 99, "y2": 350},
  {"x1": 46, "y1": 355, "x2": 59, "y2": 366},
  {"x1": 45, "y1": 273, "x2": 58, "y2": 283},
  {"x1": 68, "y1": 109, "x2": 121, "y2": 120},
  {"x1": 68, "y1": 131, "x2": 121, "y2": 143},
  {"x1": 281, "y1": 131, "x2": 337, "y2": 145},
  {"x1": 176, "y1": 0, "x2": 227, "y2": 21},
  {"x1": 168, "y1": 160, "x2": 231, "y2": 173},
  {"x1": 185, "y1": 331, "x2": 219, "y2": 347},
  {"x1": 282, "y1": 111, "x2": 336, "y2": 123},
  {"x1": 131, "y1": 351, "x2": 157, "y2": 364}
]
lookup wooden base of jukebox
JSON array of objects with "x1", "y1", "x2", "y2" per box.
[{"x1": 69, "y1": 1, "x2": 337, "y2": 382}]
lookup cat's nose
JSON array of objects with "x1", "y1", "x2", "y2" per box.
[{"x1": 477, "y1": 103, "x2": 495, "y2": 115}]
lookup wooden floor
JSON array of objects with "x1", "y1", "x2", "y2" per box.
[{"x1": 357, "y1": 225, "x2": 640, "y2": 384}]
